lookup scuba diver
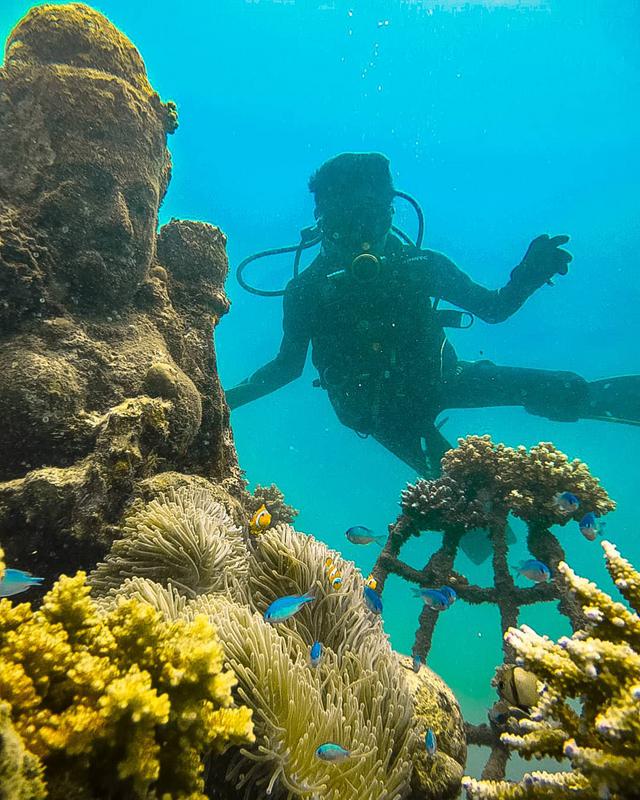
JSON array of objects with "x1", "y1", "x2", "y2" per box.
[{"x1": 226, "y1": 152, "x2": 640, "y2": 478}]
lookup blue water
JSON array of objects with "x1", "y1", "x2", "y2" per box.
[{"x1": 3, "y1": 0, "x2": 639, "y2": 782}]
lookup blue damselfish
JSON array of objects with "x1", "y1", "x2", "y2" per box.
[
  {"x1": 0, "y1": 569, "x2": 44, "y2": 598},
  {"x1": 264, "y1": 592, "x2": 315, "y2": 623}
]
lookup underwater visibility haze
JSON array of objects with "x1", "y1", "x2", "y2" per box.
[{"x1": 0, "y1": 0, "x2": 639, "y2": 797}]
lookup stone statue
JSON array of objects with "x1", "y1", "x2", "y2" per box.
[{"x1": 0, "y1": 3, "x2": 241, "y2": 582}]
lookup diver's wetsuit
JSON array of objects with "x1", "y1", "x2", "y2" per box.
[{"x1": 227, "y1": 234, "x2": 591, "y2": 476}]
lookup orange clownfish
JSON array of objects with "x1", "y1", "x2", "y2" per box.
[
  {"x1": 324, "y1": 557, "x2": 343, "y2": 589},
  {"x1": 365, "y1": 574, "x2": 377, "y2": 590},
  {"x1": 250, "y1": 504, "x2": 271, "y2": 534}
]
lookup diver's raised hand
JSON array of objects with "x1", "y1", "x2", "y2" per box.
[{"x1": 511, "y1": 234, "x2": 573, "y2": 288}]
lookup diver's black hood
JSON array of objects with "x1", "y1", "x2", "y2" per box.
[
  {"x1": 309, "y1": 152, "x2": 395, "y2": 213},
  {"x1": 309, "y1": 153, "x2": 396, "y2": 258}
]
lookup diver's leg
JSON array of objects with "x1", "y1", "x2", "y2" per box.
[
  {"x1": 443, "y1": 361, "x2": 640, "y2": 425},
  {"x1": 372, "y1": 421, "x2": 452, "y2": 479},
  {"x1": 441, "y1": 360, "x2": 589, "y2": 421}
]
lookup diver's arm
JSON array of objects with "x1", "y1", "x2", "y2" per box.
[
  {"x1": 417, "y1": 235, "x2": 572, "y2": 324},
  {"x1": 225, "y1": 286, "x2": 310, "y2": 410}
]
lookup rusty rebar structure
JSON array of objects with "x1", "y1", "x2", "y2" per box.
[{"x1": 370, "y1": 435, "x2": 613, "y2": 780}]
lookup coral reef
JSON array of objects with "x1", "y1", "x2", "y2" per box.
[
  {"x1": 244, "y1": 482, "x2": 299, "y2": 527},
  {"x1": 0, "y1": 3, "x2": 242, "y2": 584},
  {"x1": 402, "y1": 475, "x2": 488, "y2": 532},
  {"x1": 463, "y1": 540, "x2": 640, "y2": 799},
  {"x1": 0, "y1": 568, "x2": 254, "y2": 799},
  {"x1": 402, "y1": 436, "x2": 614, "y2": 531},
  {"x1": 0, "y1": 700, "x2": 46, "y2": 799},
  {"x1": 95, "y1": 486, "x2": 466, "y2": 799},
  {"x1": 371, "y1": 435, "x2": 615, "y2": 782}
]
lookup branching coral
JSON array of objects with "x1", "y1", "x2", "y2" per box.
[
  {"x1": 462, "y1": 540, "x2": 640, "y2": 800},
  {"x1": 98, "y1": 493, "x2": 466, "y2": 800},
  {"x1": 401, "y1": 435, "x2": 614, "y2": 531},
  {"x1": 244, "y1": 483, "x2": 299, "y2": 527},
  {"x1": 0, "y1": 570, "x2": 254, "y2": 799},
  {"x1": 401, "y1": 475, "x2": 488, "y2": 532},
  {"x1": 89, "y1": 485, "x2": 249, "y2": 600},
  {"x1": 373, "y1": 435, "x2": 616, "y2": 782}
]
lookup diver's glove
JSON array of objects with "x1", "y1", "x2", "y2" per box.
[{"x1": 510, "y1": 234, "x2": 572, "y2": 289}]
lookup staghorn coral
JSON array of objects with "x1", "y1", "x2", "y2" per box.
[
  {"x1": 244, "y1": 483, "x2": 299, "y2": 527},
  {"x1": 90, "y1": 484, "x2": 249, "y2": 600},
  {"x1": 96, "y1": 490, "x2": 466, "y2": 799},
  {"x1": 0, "y1": 569, "x2": 253, "y2": 799},
  {"x1": 462, "y1": 540, "x2": 640, "y2": 800}
]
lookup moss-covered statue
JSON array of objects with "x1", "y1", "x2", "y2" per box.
[{"x1": 0, "y1": 3, "x2": 242, "y2": 583}]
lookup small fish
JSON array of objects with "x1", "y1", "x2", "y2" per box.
[
  {"x1": 365, "y1": 573, "x2": 377, "y2": 590},
  {"x1": 0, "y1": 569, "x2": 44, "y2": 598},
  {"x1": 578, "y1": 512, "x2": 606, "y2": 542},
  {"x1": 249, "y1": 503, "x2": 271, "y2": 534},
  {"x1": 553, "y1": 491, "x2": 580, "y2": 514},
  {"x1": 438, "y1": 586, "x2": 457, "y2": 606},
  {"x1": 264, "y1": 592, "x2": 315, "y2": 623},
  {"x1": 363, "y1": 585, "x2": 383, "y2": 614},
  {"x1": 496, "y1": 666, "x2": 538, "y2": 710},
  {"x1": 324, "y1": 557, "x2": 343, "y2": 588},
  {"x1": 425, "y1": 728, "x2": 437, "y2": 756},
  {"x1": 488, "y1": 700, "x2": 511, "y2": 727},
  {"x1": 488, "y1": 700, "x2": 529, "y2": 727},
  {"x1": 345, "y1": 526, "x2": 386, "y2": 546},
  {"x1": 412, "y1": 588, "x2": 451, "y2": 611},
  {"x1": 315, "y1": 742, "x2": 351, "y2": 762},
  {"x1": 310, "y1": 641, "x2": 323, "y2": 667},
  {"x1": 412, "y1": 655, "x2": 422, "y2": 673},
  {"x1": 513, "y1": 559, "x2": 551, "y2": 583}
]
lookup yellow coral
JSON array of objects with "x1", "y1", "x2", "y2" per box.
[
  {"x1": 463, "y1": 540, "x2": 640, "y2": 800},
  {"x1": 0, "y1": 699, "x2": 46, "y2": 799},
  {"x1": 0, "y1": 570, "x2": 253, "y2": 799}
]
